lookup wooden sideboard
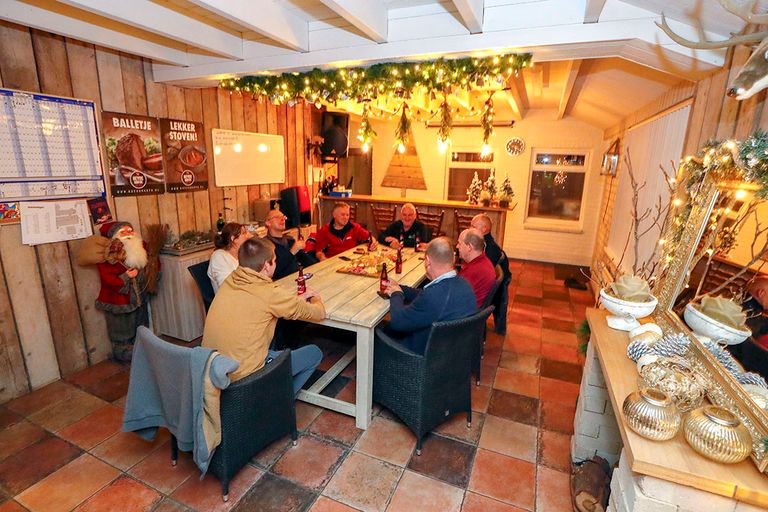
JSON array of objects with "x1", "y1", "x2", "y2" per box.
[
  {"x1": 318, "y1": 195, "x2": 511, "y2": 245},
  {"x1": 153, "y1": 247, "x2": 213, "y2": 342},
  {"x1": 577, "y1": 308, "x2": 768, "y2": 508}
]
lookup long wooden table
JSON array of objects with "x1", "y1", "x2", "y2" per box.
[
  {"x1": 586, "y1": 308, "x2": 768, "y2": 507},
  {"x1": 273, "y1": 246, "x2": 427, "y2": 429}
]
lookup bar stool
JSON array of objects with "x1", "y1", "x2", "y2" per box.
[
  {"x1": 454, "y1": 209, "x2": 474, "y2": 240},
  {"x1": 371, "y1": 204, "x2": 397, "y2": 234}
]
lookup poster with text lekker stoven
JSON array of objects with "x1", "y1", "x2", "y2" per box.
[
  {"x1": 102, "y1": 112, "x2": 165, "y2": 196},
  {"x1": 159, "y1": 118, "x2": 207, "y2": 193}
]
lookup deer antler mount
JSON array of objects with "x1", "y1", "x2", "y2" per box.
[{"x1": 656, "y1": 0, "x2": 768, "y2": 100}]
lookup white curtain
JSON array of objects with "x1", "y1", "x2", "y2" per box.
[{"x1": 606, "y1": 105, "x2": 690, "y2": 274}]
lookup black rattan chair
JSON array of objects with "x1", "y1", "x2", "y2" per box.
[
  {"x1": 373, "y1": 306, "x2": 493, "y2": 454},
  {"x1": 472, "y1": 268, "x2": 504, "y2": 384},
  {"x1": 188, "y1": 260, "x2": 215, "y2": 312},
  {"x1": 171, "y1": 350, "x2": 298, "y2": 501}
]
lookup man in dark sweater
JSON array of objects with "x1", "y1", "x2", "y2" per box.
[
  {"x1": 378, "y1": 203, "x2": 430, "y2": 249},
  {"x1": 264, "y1": 209, "x2": 316, "y2": 280},
  {"x1": 471, "y1": 213, "x2": 510, "y2": 334},
  {"x1": 380, "y1": 237, "x2": 478, "y2": 354}
]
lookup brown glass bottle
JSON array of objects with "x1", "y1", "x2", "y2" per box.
[
  {"x1": 296, "y1": 264, "x2": 306, "y2": 295},
  {"x1": 380, "y1": 263, "x2": 389, "y2": 293},
  {"x1": 395, "y1": 247, "x2": 403, "y2": 274}
]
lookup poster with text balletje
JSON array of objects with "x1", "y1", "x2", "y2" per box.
[
  {"x1": 160, "y1": 118, "x2": 207, "y2": 193},
  {"x1": 102, "y1": 112, "x2": 164, "y2": 197}
]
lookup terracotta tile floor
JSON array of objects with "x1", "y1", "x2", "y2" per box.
[{"x1": 0, "y1": 260, "x2": 591, "y2": 511}]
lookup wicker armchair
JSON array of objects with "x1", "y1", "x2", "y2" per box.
[
  {"x1": 454, "y1": 209, "x2": 474, "y2": 240},
  {"x1": 371, "y1": 204, "x2": 397, "y2": 234},
  {"x1": 188, "y1": 260, "x2": 215, "y2": 313},
  {"x1": 373, "y1": 307, "x2": 494, "y2": 454},
  {"x1": 417, "y1": 209, "x2": 445, "y2": 239},
  {"x1": 472, "y1": 268, "x2": 504, "y2": 385},
  {"x1": 172, "y1": 350, "x2": 297, "y2": 501}
]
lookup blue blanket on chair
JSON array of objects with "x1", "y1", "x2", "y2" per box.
[{"x1": 122, "y1": 326, "x2": 238, "y2": 474}]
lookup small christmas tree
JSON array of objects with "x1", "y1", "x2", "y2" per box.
[
  {"x1": 500, "y1": 173, "x2": 515, "y2": 200},
  {"x1": 484, "y1": 168, "x2": 497, "y2": 200},
  {"x1": 467, "y1": 171, "x2": 483, "y2": 204}
]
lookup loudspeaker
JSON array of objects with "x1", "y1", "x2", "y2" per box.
[
  {"x1": 320, "y1": 111, "x2": 349, "y2": 161},
  {"x1": 279, "y1": 186, "x2": 311, "y2": 228}
]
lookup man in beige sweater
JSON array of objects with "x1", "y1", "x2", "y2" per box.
[{"x1": 203, "y1": 237, "x2": 325, "y2": 396}]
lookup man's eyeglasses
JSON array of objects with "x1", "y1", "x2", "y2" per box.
[{"x1": 267, "y1": 215, "x2": 287, "y2": 221}]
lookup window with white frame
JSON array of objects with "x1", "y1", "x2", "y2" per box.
[
  {"x1": 446, "y1": 150, "x2": 494, "y2": 201},
  {"x1": 526, "y1": 149, "x2": 588, "y2": 223}
]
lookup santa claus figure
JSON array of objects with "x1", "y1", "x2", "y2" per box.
[{"x1": 94, "y1": 221, "x2": 150, "y2": 362}]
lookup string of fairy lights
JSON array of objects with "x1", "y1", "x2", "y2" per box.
[
  {"x1": 218, "y1": 53, "x2": 533, "y2": 154},
  {"x1": 657, "y1": 130, "x2": 768, "y2": 272}
]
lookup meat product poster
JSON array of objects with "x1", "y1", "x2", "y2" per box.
[
  {"x1": 159, "y1": 118, "x2": 207, "y2": 193},
  {"x1": 102, "y1": 112, "x2": 165, "y2": 196}
]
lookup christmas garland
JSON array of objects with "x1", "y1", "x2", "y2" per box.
[
  {"x1": 394, "y1": 105, "x2": 411, "y2": 153},
  {"x1": 480, "y1": 95, "x2": 495, "y2": 154},
  {"x1": 437, "y1": 97, "x2": 452, "y2": 151},
  {"x1": 218, "y1": 54, "x2": 533, "y2": 105},
  {"x1": 356, "y1": 103, "x2": 377, "y2": 150}
]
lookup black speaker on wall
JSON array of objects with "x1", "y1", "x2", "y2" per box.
[
  {"x1": 279, "y1": 186, "x2": 311, "y2": 228},
  {"x1": 320, "y1": 111, "x2": 349, "y2": 162}
]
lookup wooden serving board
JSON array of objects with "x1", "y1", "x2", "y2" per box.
[{"x1": 335, "y1": 250, "x2": 407, "y2": 278}]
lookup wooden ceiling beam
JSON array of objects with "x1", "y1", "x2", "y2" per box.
[
  {"x1": 319, "y1": 0, "x2": 388, "y2": 43},
  {"x1": 449, "y1": 0, "x2": 484, "y2": 34},
  {"x1": 584, "y1": 0, "x2": 607, "y2": 23},
  {"x1": 188, "y1": 0, "x2": 308, "y2": 52},
  {"x1": 0, "y1": 0, "x2": 190, "y2": 65},
  {"x1": 504, "y1": 73, "x2": 528, "y2": 120},
  {"x1": 56, "y1": 0, "x2": 243, "y2": 59},
  {"x1": 558, "y1": 59, "x2": 585, "y2": 120}
]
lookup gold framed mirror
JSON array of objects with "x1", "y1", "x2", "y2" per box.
[{"x1": 651, "y1": 136, "x2": 768, "y2": 471}]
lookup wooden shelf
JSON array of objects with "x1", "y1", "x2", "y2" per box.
[{"x1": 586, "y1": 308, "x2": 768, "y2": 508}]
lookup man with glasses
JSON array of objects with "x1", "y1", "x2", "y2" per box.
[{"x1": 264, "y1": 209, "x2": 317, "y2": 280}]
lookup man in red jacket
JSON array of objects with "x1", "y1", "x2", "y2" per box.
[
  {"x1": 314, "y1": 202, "x2": 375, "y2": 260},
  {"x1": 95, "y1": 221, "x2": 150, "y2": 362}
]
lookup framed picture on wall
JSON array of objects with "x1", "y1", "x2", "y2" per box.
[{"x1": 601, "y1": 138, "x2": 620, "y2": 176}]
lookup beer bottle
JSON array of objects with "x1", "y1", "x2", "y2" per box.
[
  {"x1": 297, "y1": 229, "x2": 305, "y2": 241},
  {"x1": 399, "y1": 233, "x2": 404, "y2": 248},
  {"x1": 380, "y1": 263, "x2": 389, "y2": 293},
  {"x1": 216, "y1": 212, "x2": 225, "y2": 233},
  {"x1": 395, "y1": 247, "x2": 403, "y2": 274},
  {"x1": 414, "y1": 234, "x2": 421, "y2": 252},
  {"x1": 296, "y1": 264, "x2": 306, "y2": 295},
  {"x1": 368, "y1": 237, "x2": 376, "y2": 252}
]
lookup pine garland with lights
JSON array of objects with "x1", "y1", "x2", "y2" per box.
[
  {"x1": 394, "y1": 105, "x2": 411, "y2": 153},
  {"x1": 481, "y1": 96, "x2": 494, "y2": 154},
  {"x1": 437, "y1": 98, "x2": 452, "y2": 149},
  {"x1": 218, "y1": 54, "x2": 533, "y2": 105},
  {"x1": 357, "y1": 103, "x2": 377, "y2": 151}
]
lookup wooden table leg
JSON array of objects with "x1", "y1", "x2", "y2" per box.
[{"x1": 355, "y1": 325, "x2": 375, "y2": 429}]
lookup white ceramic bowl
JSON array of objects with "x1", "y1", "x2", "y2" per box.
[
  {"x1": 683, "y1": 303, "x2": 751, "y2": 346},
  {"x1": 600, "y1": 288, "x2": 658, "y2": 319}
]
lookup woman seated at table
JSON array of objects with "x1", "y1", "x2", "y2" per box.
[
  {"x1": 314, "y1": 202, "x2": 375, "y2": 260},
  {"x1": 208, "y1": 222, "x2": 250, "y2": 292}
]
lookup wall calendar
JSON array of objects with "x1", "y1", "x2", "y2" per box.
[{"x1": 0, "y1": 88, "x2": 105, "y2": 202}]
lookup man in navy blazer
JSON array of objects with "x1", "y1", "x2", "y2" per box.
[{"x1": 380, "y1": 237, "x2": 478, "y2": 354}]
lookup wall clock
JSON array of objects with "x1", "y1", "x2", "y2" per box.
[{"x1": 505, "y1": 137, "x2": 525, "y2": 156}]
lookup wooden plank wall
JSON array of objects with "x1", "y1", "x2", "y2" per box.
[
  {"x1": 591, "y1": 46, "x2": 768, "y2": 288},
  {"x1": 0, "y1": 21, "x2": 312, "y2": 403}
]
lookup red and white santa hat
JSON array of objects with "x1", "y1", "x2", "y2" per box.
[{"x1": 99, "y1": 221, "x2": 132, "y2": 238}]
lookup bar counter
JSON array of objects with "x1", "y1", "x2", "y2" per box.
[{"x1": 318, "y1": 194, "x2": 512, "y2": 244}]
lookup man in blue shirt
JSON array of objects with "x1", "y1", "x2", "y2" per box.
[{"x1": 380, "y1": 237, "x2": 478, "y2": 354}]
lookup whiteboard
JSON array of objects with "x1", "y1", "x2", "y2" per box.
[
  {"x1": 212, "y1": 129, "x2": 285, "y2": 186},
  {"x1": 0, "y1": 88, "x2": 105, "y2": 202}
]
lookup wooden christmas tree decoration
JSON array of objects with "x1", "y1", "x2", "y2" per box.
[{"x1": 381, "y1": 110, "x2": 427, "y2": 193}]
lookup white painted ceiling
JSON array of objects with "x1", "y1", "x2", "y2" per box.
[{"x1": 1, "y1": 0, "x2": 757, "y2": 129}]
